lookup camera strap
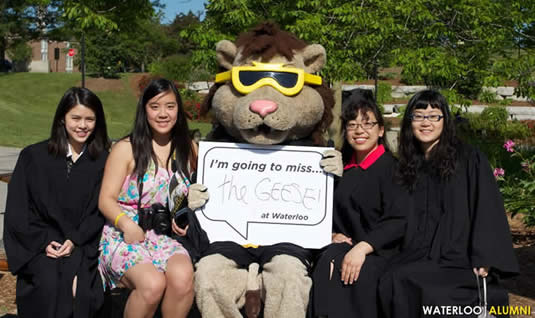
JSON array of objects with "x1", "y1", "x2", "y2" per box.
[{"x1": 137, "y1": 177, "x2": 145, "y2": 231}]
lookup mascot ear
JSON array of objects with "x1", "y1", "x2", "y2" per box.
[
  {"x1": 301, "y1": 44, "x2": 326, "y2": 74},
  {"x1": 216, "y1": 40, "x2": 237, "y2": 70}
]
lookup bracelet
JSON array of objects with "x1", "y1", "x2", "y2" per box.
[{"x1": 114, "y1": 212, "x2": 126, "y2": 227}]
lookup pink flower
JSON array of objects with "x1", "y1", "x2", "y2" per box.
[
  {"x1": 504, "y1": 140, "x2": 515, "y2": 152},
  {"x1": 493, "y1": 167, "x2": 505, "y2": 178}
]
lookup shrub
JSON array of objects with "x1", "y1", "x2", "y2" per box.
[
  {"x1": 149, "y1": 54, "x2": 192, "y2": 82},
  {"x1": 496, "y1": 140, "x2": 535, "y2": 226},
  {"x1": 7, "y1": 41, "x2": 31, "y2": 72},
  {"x1": 478, "y1": 89, "x2": 498, "y2": 104},
  {"x1": 457, "y1": 107, "x2": 530, "y2": 171},
  {"x1": 375, "y1": 82, "x2": 391, "y2": 114}
]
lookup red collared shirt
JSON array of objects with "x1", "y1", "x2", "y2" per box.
[{"x1": 343, "y1": 144, "x2": 385, "y2": 171}]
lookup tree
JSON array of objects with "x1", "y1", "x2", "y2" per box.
[
  {"x1": 181, "y1": 0, "x2": 411, "y2": 82},
  {"x1": 394, "y1": 0, "x2": 535, "y2": 98},
  {"x1": 59, "y1": 0, "x2": 160, "y2": 77},
  {"x1": 0, "y1": 0, "x2": 60, "y2": 70},
  {"x1": 183, "y1": 0, "x2": 535, "y2": 99}
]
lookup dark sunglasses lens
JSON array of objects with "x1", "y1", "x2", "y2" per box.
[
  {"x1": 239, "y1": 71, "x2": 298, "y2": 88},
  {"x1": 271, "y1": 72, "x2": 298, "y2": 88},
  {"x1": 239, "y1": 71, "x2": 265, "y2": 86}
]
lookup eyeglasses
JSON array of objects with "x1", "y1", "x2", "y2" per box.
[
  {"x1": 214, "y1": 61, "x2": 322, "y2": 96},
  {"x1": 410, "y1": 114, "x2": 444, "y2": 122},
  {"x1": 346, "y1": 122, "x2": 378, "y2": 130}
]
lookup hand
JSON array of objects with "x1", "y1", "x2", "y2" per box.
[
  {"x1": 188, "y1": 183, "x2": 210, "y2": 210},
  {"x1": 332, "y1": 233, "x2": 353, "y2": 245},
  {"x1": 473, "y1": 267, "x2": 489, "y2": 277},
  {"x1": 341, "y1": 246, "x2": 366, "y2": 285},
  {"x1": 172, "y1": 218, "x2": 189, "y2": 236},
  {"x1": 340, "y1": 241, "x2": 373, "y2": 285},
  {"x1": 56, "y1": 239, "x2": 74, "y2": 257},
  {"x1": 45, "y1": 241, "x2": 63, "y2": 258},
  {"x1": 320, "y1": 150, "x2": 343, "y2": 177},
  {"x1": 122, "y1": 221, "x2": 145, "y2": 244}
]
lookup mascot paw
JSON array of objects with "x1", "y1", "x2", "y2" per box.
[
  {"x1": 188, "y1": 183, "x2": 210, "y2": 210},
  {"x1": 320, "y1": 149, "x2": 343, "y2": 177},
  {"x1": 245, "y1": 289, "x2": 262, "y2": 318}
]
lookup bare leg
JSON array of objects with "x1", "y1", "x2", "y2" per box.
[
  {"x1": 161, "y1": 253, "x2": 194, "y2": 318},
  {"x1": 121, "y1": 263, "x2": 167, "y2": 318},
  {"x1": 72, "y1": 276, "x2": 78, "y2": 298}
]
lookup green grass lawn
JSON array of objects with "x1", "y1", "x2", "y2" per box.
[{"x1": 0, "y1": 72, "x2": 211, "y2": 148}]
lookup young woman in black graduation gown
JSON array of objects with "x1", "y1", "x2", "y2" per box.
[
  {"x1": 378, "y1": 90, "x2": 519, "y2": 317},
  {"x1": 312, "y1": 89, "x2": 406, "y2": 317},
  {"x1": 4, "y1": 87, "x2": 110, "y2": 318}
]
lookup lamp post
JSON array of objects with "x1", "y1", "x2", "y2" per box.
[{"x1": 81, "y1": 33, "x2": 85, "y2": 88}]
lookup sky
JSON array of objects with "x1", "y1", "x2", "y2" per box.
[{"x1": 160, "y1": 0, "x2": 207, "y2": 23}]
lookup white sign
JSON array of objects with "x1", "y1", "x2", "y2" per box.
[{"x1": 196, "y1": 141, "x2": 333, "y2": 248}]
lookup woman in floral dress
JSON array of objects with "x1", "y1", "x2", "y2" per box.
[{"x1": 98, "y1": 78, "x2": 197, "y2": 318}]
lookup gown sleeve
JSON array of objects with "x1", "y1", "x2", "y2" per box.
[
  {"x1": 469, "y1": 149, "x2": 519, "y2": 277},
  {"x1": 4, "y1": 148, "x2": 61, "y2": 274},
  {"x1": 365, "y1": 190, "x2": 407, "y2": 253},
  {"x1": 364, "y1": 165, "x2": 407, "y2": 253}
]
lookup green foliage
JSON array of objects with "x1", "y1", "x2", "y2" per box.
[
  {"x1": 457, "y1": 108, "x2": 530, "y2": 170},
  {"x1": 149, "y1": 54, "x2": 192, "y2": 82},
  {"x1": 498, "y1": 98, "x2": 513, "y2": 107},
  {"x1": 62, "y1": 0, "x2": 155, "y2": 32},
  {"x1": 183, "y1": 0, "x2": 535, "y2": 102},
  {"x1": 439, "y1": 89, "x2": 472, "y2": 112},
  {"x1": 83, "y1": 31, "x2": 122, "y2": 78},
  {"x1": 375, "y1": 82, "x2": 392, "y2": 108},
  {"x1": 181, "y1": 0, "x2": 408, "y2": 82},
  {"x1": 480, "y1": 106, "x2": 509, "y2": 124},
  {"x1": 478, "y1": 90, "x2": 498, "y2": 104},
  {"x1": 499, "y1": 144, "x2": 535, "y2": 226},
  {"x1": 489, "y1": 51, "x2": 535, "y2": 101},
  {"x1": 7, "y1": 40, "x2": 31, "y2": 71}
]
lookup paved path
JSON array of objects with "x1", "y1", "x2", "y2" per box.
[{"x1": 0, "y1": 146, "x2": 21, "y2": 246}]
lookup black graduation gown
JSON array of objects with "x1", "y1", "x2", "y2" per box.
[
  {"x1": 4, "y1": 140, "x2": 107, "y2": 318},
  {"x1": 378, "y1": 144, "x2": 519, "y2": 318},
  {"x1": 312, "y1": 151, "x2": 406, "y2": 318}
]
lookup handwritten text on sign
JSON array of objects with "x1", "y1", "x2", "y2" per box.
[{"x1": 196, "y1": 141, "x2": 333, "y2": 248}]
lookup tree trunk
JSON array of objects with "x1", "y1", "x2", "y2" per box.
[{"x1": 0, "y1": 36, "x2": 6, "y2": 71}]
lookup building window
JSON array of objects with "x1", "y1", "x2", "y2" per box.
[
  {"x1": 40, "y1": 40, "x2": 48, "y2": 61},
  {"x1": 66, "y1": 42, "x2": 73, "y2": 72}
]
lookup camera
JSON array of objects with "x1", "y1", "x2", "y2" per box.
[
  {"x1": 173, "y1": 207, "x2": 191, "y2": 229},
  {"x1": 138, "y1": 203, "x2": 172, "y2": 235}
]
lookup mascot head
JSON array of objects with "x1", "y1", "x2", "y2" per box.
[{"x1": 202, "y1": 22, "x2": 334, "y2": 145}]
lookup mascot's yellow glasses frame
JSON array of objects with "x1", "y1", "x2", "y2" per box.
[{"x1": 214, "y1": 61, "x2": 322, "y2": 96}]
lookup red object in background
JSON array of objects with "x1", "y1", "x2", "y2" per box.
[{"x1": 68, "y1": 48, "x2": 75, "y2": 57}]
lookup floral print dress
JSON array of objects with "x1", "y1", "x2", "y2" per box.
[{"x1": 98, "y1": 161, "x2": 189, "y2": 290}]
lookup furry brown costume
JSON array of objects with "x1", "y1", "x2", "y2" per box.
[{"x1": 193, "y1": 22, "x2": 334, "y2": 318}]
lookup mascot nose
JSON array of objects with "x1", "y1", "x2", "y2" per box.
[{"x1": 250, "y1": 100, "x2": 278, "y2": 118}]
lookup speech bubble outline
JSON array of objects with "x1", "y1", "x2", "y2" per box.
[{"x1": 199, "y1": 144, "x2": 331, "y2": 240}]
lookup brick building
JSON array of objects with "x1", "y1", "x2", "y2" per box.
[{"x1": 28, "y1": 39, "x2": 78, "y2": 73}]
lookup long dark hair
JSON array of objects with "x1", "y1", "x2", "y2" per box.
[
  {"x1": 48, "y1": 87, "x2": 110, "y2": 159},
  {"x1": 129, "y1": 78, "x2": 195, "y2": 180},
  {"x1": 397, "y1": 89, "x2": 460, "y2": 190},
  {"x1": 340, "y1": 89, "x2": 387, "y2": 164}
]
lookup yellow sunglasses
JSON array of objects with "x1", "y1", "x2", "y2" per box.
[{"x1": 214, "y1": 61, "x2": 322, "y2": 96}]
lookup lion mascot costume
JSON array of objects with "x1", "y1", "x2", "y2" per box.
[{"x1": 188, "y1": 22, "x2": 337, "y2": 318}]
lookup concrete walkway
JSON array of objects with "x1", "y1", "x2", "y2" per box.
[{"x1": 0, "y1": 146, "x2": 22, "y2": 248}]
